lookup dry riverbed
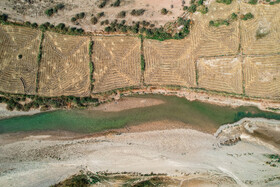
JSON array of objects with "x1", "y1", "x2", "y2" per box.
[{"x1": 0, "y1": 118, "x2": 279, "y2": 187}]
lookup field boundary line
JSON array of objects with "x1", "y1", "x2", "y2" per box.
[
  {"x1": 35, "y1": 31, "x2": 44, "y2": 94},
  {"x1": 89, "y1": 37, "x2": 94, "y2": 92}
]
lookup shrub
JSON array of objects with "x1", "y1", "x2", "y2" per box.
[
  {"x1": 209, "y1": 19, "x2": 229, "y2": 27},
  {"x1": 79, "y1": 12, "x2": 86, "y2": 19},
  {"x1": 91, "y1": 17, "x2": 98, "y2": 25},
  {"x1": 161, "y1": 8, "x2": 168, "y2": 15},
  {"x1": 31, "y1": 23, "x2": 38, "y2": 28},
  {"x1": 131, "y1": 9, "x2": 145, "y2": 16},
  {"x1": 97, "y1": 12, "x2": 105, "y2": 18},
  {"x1": 117, "y1": 11, "x2": 126, "y2": 18},
  {"x1": 56, "y1": 23, "x2": 66, "y2": 30},
  {"x1": 55, "y1": 3, "x2": 65, "y2": 10},
  {"x1": 231, "y1": 13, "x2": 238, "y2": 20},
  {"x1": 198, "y1": 0, "x2": 204, "y2": 6},
  {"x1": 45, "y1": 8, "x2": 54, "y2": 16},
  {"x1": 98, "y1": 0, "x2": 108, "y2": 8},
  {"x1": 216, "y1": 0, "x2": 232, "y2": 4},
  {"x1": 71, "y1": 17, "x2": 77, "y2": 22},
  {"x1": 0, "y1": 14, "x2": 8, "y2": 22},
  {"x1": 183, "y1": 6, "x2": 188, "y2": 11},
  {"x1": 111, "y1": 0, "x2": 121, "y2": 7},
  {"x1": 241, "y1": 13, "x2": 254, "y2": 20},
  {"x1": 104, "y1": 26, "x2": 112, "y2": 32},
  {"x1": 248, "y1": 0, "x2": 258, "y2": 4},
  {"x1": 188, "y1": 4, "x2": 197, "y2": 13},
  {"x1": 197, "y1": 5, "x2": 208, "y2": 14}
]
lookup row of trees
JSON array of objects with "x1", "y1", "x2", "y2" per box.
[
  {"x1": 102, "y1": 17, "x2": 191, "y2": 41},
  {"x1": 0, "y1": 95, "x2": 99, "y2": 112},
  {"x1": 45, "y1": 3, "x2": 65, "y2": 17}
]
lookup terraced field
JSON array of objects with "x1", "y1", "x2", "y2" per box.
[
  {"x1": 240, "y1": 3, "x2": 280, "y2": 55},
  {"x1": 143, "y1": 38, "x2": 196, "y2": 87},
  {"x1": 0, "y1": 1, "x2": 280, "y2": 100},
  {"x1": 0, "y1": 25, "x2": 41, "y2": 95},
  {"x1": 38, "y1": 32, "x2": 90, "y2": 97},
  {"x1": 244, "y1": 55, "x2": 280, "y2": 99},
  {"x1": 190, "y1": 0, "x2": 240, "y2": 57},
  {"x1": 92, "y1": 36, "x2": 141, "y2": 93},
  {"x1": 197, "y1": 56, "x2": 243, "y2": 94}
]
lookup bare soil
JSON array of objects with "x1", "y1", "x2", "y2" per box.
[
  {"x1": 91, "y1": 97, "x2": 164, "y2": 112},
  {"x1": 0, "y1": 0, "x2": 187, "y2": 32}
]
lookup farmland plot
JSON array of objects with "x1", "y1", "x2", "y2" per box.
[
  {"x1": 190, "y1": 0, "x2": 240, "y2": 57},
  {"x1": 38, "y1": 32, "x2": 90, "y2": 97},
  {"x1": 0, "y1": 25, "x2": 41, "y2": 94},
  {"x1": 244, "y1": 55, "x2": 280, "y2": 98},
  {"x1": 92, "y1": 36, "x2": 141, "y2": 93},
  {"x1": 143, "y1": 38, "x2": 196, "y2": 87},
  {"x1": 240, "y1": 3, "x2": 280, "y2": 55},
  {"x1": 197, "y1": 56, "x2": 243, "y2": 94}
]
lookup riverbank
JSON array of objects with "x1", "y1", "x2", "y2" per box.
[
  {"x1": 116, "y1": 87, "x2": 280, "y2": 113},
  {"x1": 1, "y1": 87, "x2": 279, "y2": 121},
  {"x1": 0, "y1": 103, "x2": 41, "y2": 120},
  {"x1": 0, "y1": 118, "x2": 279, "y2": 187},
  {"x1": 90, "y1": 97, "x2": 165, "y2": 112}
]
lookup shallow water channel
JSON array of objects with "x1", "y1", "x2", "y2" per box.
[{"x1": 0, "y1": 95, "x2": 279, "y2": 134}]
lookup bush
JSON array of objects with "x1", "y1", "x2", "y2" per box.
[
  {"x1": 56, "y1": 23, "x2": 66, "y2": 30},
  {"x1": 183, "y1": 6, "x2": 188, "y2": 11},
  {"x1": 241, "y1": 13, "x2": 254, "y2": 20},
  {"x1": 161, "y1": 8, "x2": 168, "y2": 15},
  {"x1": 97, "y1": 12, "x2": 105, "y2": 18},
  {"x1": 91, "y1": 17, "x2": 98, "y2": 24},
  {"x1": 131, "y1": 9, "x2": 145, "y2": 16},
  {"x1": 31, "y1": 23, "x2": 38, "y2": 28},
  {"x1": 197, "y1": 5, "x2": 208, "y2": 14},
  {"x1": 45, "y1": 8, "x2": 54, "y2": 16},
  {"x1": 105, "y1": 26, "x2": 112, "y2": 32},
  {"x1": 209, "y1": 19, "x2": 229, "y2": 27},
  {"x1": 55, "y1": 3, "x2": 65, "y2": 10},
  {"x1": 111, "y1": 0, "x2": 121, "y2": 7},
  {"x1": 0, "y1": 14, "x2": 8, "y2": 22},
  {"x1": 216, "y1": 0, "x2": 232, "y2": 4},
  {"x1": 188, "y1": 4, "x2": 197, "y2": 13},
  {"x1": 98, "y1": 0, "x2": 108, "y2": 8},
  {"x1": 198, "y1": 0, "x2": 204, "y2": 6},
  {"x1": 71, "y1": 17, "x2": 77, "y2": 22},
  {"x1": 117, "y1": 11, "x2": 126, "y2": 18},
  {"x1": 231, "y1": 13, "x2": 238, "y2": 20},
  {"x1": 248, "y1": 0, "x2": 258, "y2": 4},
  {"x1": 79, "y1": 12, "x2": 86, "y2": 19}
]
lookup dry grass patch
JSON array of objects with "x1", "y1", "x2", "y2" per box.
[
  {"x1": 92, "y1": 36, "x2": 141, "y2": 93},
  {"x1": 197, "y1": 56, "x2": 243, "y2": 94},
  {"x1": 240, "y1": 3, "x2": 280, "y2": 55},
  {"x1": 190, "y1": 0, "x2": 240, "y2": 57},
  {"x1": 0, "y1": 25, "x2": 41, "y2": 95},
  {"x1": 143, "y1": 38, "x2": 196, "y2": 87},
  {"x1": 244, "y1": 55, "x2": 280, "y2": 99},
  {"x1": 38, "y1": 32, "x2": 90, "y2": 97}
]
